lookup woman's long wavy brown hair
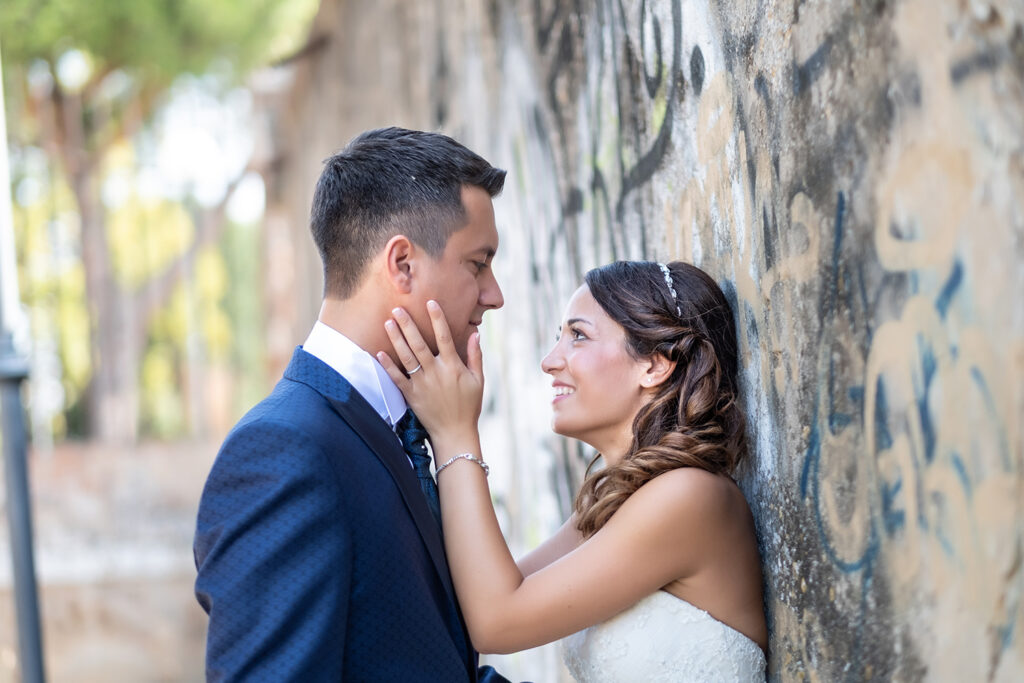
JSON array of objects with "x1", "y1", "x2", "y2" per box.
[{"x1": 574, "y1": 261, "x2": 746, "y2": 538}]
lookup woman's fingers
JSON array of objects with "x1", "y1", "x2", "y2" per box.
[
  {"x1": 390, "y1": 307, "x2": 434, "y2": 365},
  {"x1": 467, "y1": 332, "x2": 483, "y2": 383},
  {"x1": 384, "y1": 316, "x2": 423, "y2": 375},
  {"x1": 384, "y1": 303, "x2": 478, "y2": 390},
  {"x1": 376, "y1": 350, "x2": 409, "y2": 390},
  {"x1": 426, "y1": 300, "x2": 459, "y2": 360}
]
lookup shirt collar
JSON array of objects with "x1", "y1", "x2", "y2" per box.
[{"x1": 302, "y1": 321, "x2": 408, "y2": 429}]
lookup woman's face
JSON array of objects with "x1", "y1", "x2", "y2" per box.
[{"x1": 541, "y1": 285, "x2": 652, "y2": 457}]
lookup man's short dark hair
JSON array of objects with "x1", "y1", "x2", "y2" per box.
[{"x1": 310, "y1": 127, "x2": 507, "y2": 298}]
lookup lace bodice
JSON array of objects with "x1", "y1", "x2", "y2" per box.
[{"x1": 561, "y1": 590, "x2": 766, "y2": 682}]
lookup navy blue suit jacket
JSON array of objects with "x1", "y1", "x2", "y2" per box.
[{"x1": 194, "y1": 347, "x2": 511, "y2": 681}]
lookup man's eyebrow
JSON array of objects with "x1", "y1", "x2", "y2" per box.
[{"x1": 469, "y1": 247, "x2": 496, "y2": 260}]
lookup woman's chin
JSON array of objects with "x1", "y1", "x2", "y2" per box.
[
  {"x1": 550, "y1": 417, "x2": 567, "y2": 437},
  {"x1": 550, "y1": 419, "x2": 579, "y2": 441}
]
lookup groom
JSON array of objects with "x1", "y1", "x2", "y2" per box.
[{"x1": 194, "y1": 127, "x2": 511, "y2": 681}]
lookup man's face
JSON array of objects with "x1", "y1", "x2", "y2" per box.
[{"x1": 409, "y1": 185, "x2": 504, "y2": 361}]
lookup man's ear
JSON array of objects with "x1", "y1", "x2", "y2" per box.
[
  {"x1": 641, "y1": 353, "x2": 676, "y2": 389},
  {"x1": 383, "y1": 235, "x2": 415, "y2": 293}
]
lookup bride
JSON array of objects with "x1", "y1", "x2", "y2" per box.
[{"x1": 379, "y1": 260, "x2": 767, "y2": 681}]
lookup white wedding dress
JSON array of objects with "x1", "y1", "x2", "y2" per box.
[{"x1": 561, "y1": 590, "x2": 766, "y2": 682}]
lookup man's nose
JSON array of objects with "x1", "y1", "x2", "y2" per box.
[{"x1": 480, "y1": 270, "x2": 504, "y2": 310}]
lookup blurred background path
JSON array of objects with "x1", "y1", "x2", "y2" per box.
[{"x1": 0, "y1": 442, "x2": 213, "y2": 681}]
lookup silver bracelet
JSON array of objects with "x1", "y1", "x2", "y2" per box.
[{"x1": 435, "y1": 452, "x2": 490, "y2": 477}]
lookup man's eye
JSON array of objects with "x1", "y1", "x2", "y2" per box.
[{"x1": 472, "y1": 261, "x2": 487, "y2": 272}]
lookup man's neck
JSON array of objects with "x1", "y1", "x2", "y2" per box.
[{"x1": 317, "y1": 295, "x2": 389, "y2": 357}]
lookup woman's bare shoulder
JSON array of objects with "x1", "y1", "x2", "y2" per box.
[
  {"x1": 592, "y1": 467, "x2": 752, "y2": 584},
  {"x1": 634, "y1": 467, "x2": 745, "y2": 508},
  {"x1": 616, "y1": 467, "x2": 752, "y2": 539}
]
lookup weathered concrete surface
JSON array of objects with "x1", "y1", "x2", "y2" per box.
[{"x1": 264, "y1": 0, "x2": 1024, "y2": 680}]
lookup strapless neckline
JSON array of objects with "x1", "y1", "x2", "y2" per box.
[
  {"x1": 650, "y1": 590, "x2": 764, "y2": 650},
  {"x1": 561, "y1": 590, "x2": 766, "y2": 682}
]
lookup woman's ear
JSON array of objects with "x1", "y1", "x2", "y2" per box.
[
  {"x1": 383, "y1": 234, "x2": 415, "y2": 293},
  {"x1": 641, "y1": 353, "x2": 676, "y2": 389}
]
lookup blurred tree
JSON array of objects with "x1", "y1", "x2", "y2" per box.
[{"x1": 0, "y1": 0, "x2": 314, "y2": 441}]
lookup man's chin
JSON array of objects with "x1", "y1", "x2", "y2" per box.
[{"x1": 452, "y1": 333, "x2": 473, "y2": 363}]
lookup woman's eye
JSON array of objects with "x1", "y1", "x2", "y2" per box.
[{"x1": 570, "y1": 328, "x2": 586, "y2": 341}]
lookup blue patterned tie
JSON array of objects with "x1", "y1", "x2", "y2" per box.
[{"x1": 396, "y1": 411, "x2": 442, "y2": 532}]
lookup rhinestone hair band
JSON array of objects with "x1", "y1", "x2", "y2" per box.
[{"x1": 657, "y1": 262, "x2": 682, "y2": 316}]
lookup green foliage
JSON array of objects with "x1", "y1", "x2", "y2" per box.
[
  {"x1": 2, "y1": 0, "x2": 319, "y2": 439},
  {"x1": 221, "y1": 220, "x2": 267, "y2": 412},
  {"x1": 0, "y1": 0, "x2": 296, "y2": 83},
  {"x1": 107, "y1": 195, "x2": 195, "y2": 289},
  {"x1": 140, "y1": 340, "x2": 185, "y2": 437},
  {"x1": 195, "y1": 248, "x2": 232, "y2": 358},
  {"x1": 10, "y1": 157, "x2": 90, "y2": 438}
]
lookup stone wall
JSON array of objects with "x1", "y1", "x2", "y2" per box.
[
  {"x1": 264, "y1": 1, "x2": 1024, "y2": 680},
  {"x1": 0, "y1": 442, "x2": 210, "y2": 682}
]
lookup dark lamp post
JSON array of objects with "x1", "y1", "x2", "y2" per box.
[{"x1": 0, "y1": 41, "x2": 47, "y2": 683}]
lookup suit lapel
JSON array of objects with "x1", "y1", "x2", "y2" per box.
[
  {"x1": 283, "y1": 348, "x2": 458, "y2": 607},
  {"x1": 326, "y1": 393, "x2": 457, "y2": 601},
  {"x1": 327, "y1": 397, "x2": 477, "y2": 676}
]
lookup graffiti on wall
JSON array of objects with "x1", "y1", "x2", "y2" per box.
[
  {"x1": 277, "y1": 0, "x2": 1023, "y2": 679},
  {"x1": 500, "y1": 0, "x2": 1023, "y2": 679}
]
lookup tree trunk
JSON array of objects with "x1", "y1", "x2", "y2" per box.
[
  {"x1": 49, "y1": 81, "x2": 139, "y2": 444},
  {"x1": 46, "y1": 81, "x2": 241, "y2": 443},
  {"x1": 74, "y1": 169, "x2": 140, "y2": 443}
]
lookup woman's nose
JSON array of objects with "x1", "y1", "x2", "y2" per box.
[{"x1": 540, "y1": 343, "x2": 563, "y2": 374}]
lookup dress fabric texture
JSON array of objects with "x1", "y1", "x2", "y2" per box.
[{"x1": 561, "y1": 590, "x2": 766, "y2": 682}]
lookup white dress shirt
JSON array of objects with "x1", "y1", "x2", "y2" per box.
[{"x1": 302, "y1": 321, "x2": 408, "y2": 430}]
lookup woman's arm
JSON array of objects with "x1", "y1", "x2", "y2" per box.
[
  {"x1": 429, "y1": 445, "x2": 712, "y2": 653},
  {"x1": 380, "y1": 303, "x2": 713, "y2": 653}
]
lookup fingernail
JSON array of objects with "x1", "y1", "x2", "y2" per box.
[
  {"x1": 427, "y1": 299, "x2": 439, "y2": 311},
  {"x1": 384, "y1": 320, "x2": 395, "y2": 330}
]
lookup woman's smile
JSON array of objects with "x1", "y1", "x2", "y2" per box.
[{"x1": 552, "y1": 383, "x2": 576, "y2": 402}]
